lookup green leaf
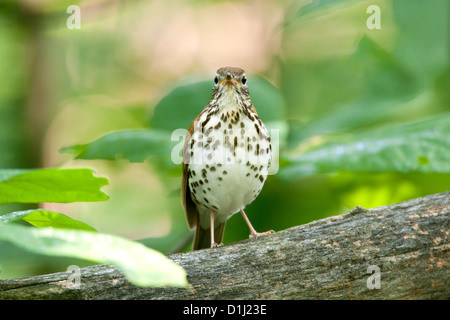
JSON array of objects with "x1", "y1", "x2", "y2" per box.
[
  {"x1": 0, "y1": 223, "x2": 188, "y2": 287},
  {"x1": 0, "y1": 209, "x2": 97, "y2": 232},
  {"x1": 0, "y1": 168, "x2": 109, "y2": 204},
  {"x1": 279, "y1": 114, "x2": 450, "y2": 180},
  {"x1": 60, "y1": 129, "x2": 173, "y2": 162},
  {"x1": 149, "y1": 80, "x2": 211, "y2": 132}
]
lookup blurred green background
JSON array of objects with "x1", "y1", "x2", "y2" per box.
[{"x1": 0, "y1": 0, "x2": 449, "y2": 278}]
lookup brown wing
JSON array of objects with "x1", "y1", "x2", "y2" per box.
[{"x1": 181, "y1": 117, "x2": 200, "y2": 229}]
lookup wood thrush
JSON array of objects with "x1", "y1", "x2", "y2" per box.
[{"x1": 181, "y1": 66, "x2": 273, "y2": 250}]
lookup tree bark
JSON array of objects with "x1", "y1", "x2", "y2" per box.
[{"x1": 1, "y1": 191, "x2": 449, "y2": 300}]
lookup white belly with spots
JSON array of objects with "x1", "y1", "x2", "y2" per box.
[{"x1": 187, "y1": 108, "x2": 271, "y2": 229}]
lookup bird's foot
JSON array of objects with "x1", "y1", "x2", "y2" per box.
[
  {"x1": 249, "y1": 230, "x2": 274, "y2": 239},
  {"x1": 211, "y1": 242, "x2": 223, "y2": 248}
]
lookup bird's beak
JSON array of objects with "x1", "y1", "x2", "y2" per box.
[{"x1": 220, "y1": 72, "x2": 240, "y2": 87}]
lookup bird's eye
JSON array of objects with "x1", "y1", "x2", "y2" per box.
[
  {"x1": 214, "y1": 76, "x2": 219, "y2": 84},
  {"x1": 242, "y1": 75, "x2": 247, "y2": 85}
]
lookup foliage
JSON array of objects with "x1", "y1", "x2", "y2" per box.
[
  {"x1": 0, "y1": 224, "x2": 187, "y2": 288},
  {"x1": 0, "y1": 169, "x2": 187, "y2": 287},
  {"x1": 60, "y1": 129, "x2": 174, "y2": 163},
  {"x1": 280, "y1": 115, "x2": 450, "y2": 179},
  {"x1": 1, "y1": 209, "x2": 96, "y2": 231},
  {"x1": 0, "y1": 168, "x2": 108, "y2": 204}
]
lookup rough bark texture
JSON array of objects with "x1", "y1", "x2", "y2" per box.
[{"x1": 1, "y1": 191, "x2": 449, "y2": 300}]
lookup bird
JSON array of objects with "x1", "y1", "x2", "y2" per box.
[{"x1": 181, "y1": 66, "x2": 273, "y2": 250}]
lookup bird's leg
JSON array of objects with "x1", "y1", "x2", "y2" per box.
[
  {"x1": 240, "y1": 208, "x2": 274, "y2": 239},
  {"x1": 210, "y1": 210, "x2": 220, "y2": 248}
]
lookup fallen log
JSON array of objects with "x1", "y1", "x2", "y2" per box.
[{"x1": 0, "y1": 191, "x2": 448, "y2": 299}]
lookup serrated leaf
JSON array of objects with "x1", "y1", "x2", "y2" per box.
[
  {"x1": 0, "y1": 223, "x2": 188, "y2": 287},
  {"x1": 0, "y1": 168, "x2": 109, "y2": 204}
]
